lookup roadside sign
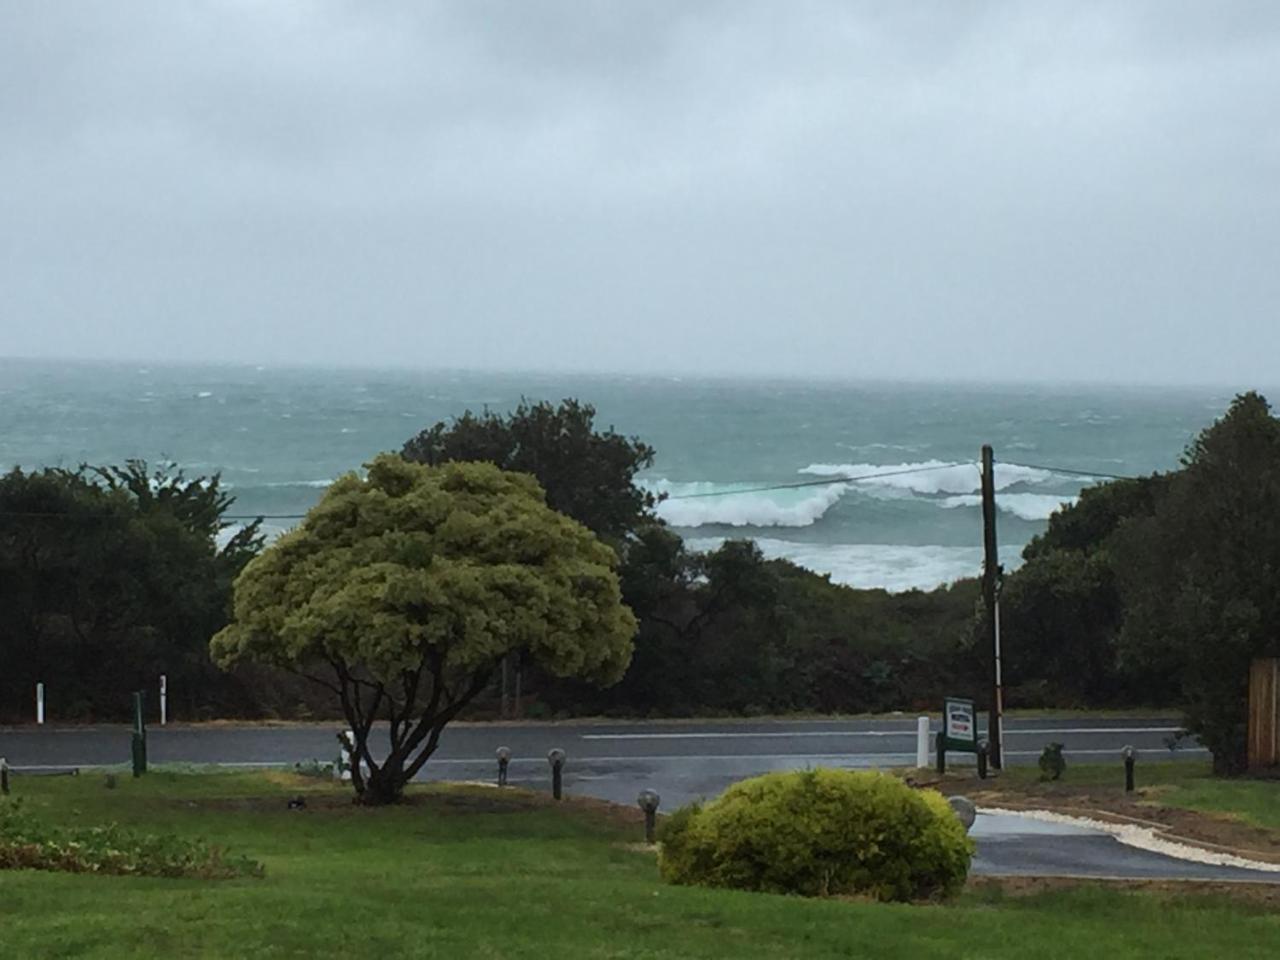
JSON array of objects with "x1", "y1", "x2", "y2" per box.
[
  {"x1": 937, "y1": 695, "x2": 985, "y2": 776},
  {"x1": 945, "y1": 697, "x2": 976, "y2": 744}
]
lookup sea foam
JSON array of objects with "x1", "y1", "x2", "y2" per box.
[
  {"x1": 648, "y1": 479, "x2": 848, "y2": 528},
  {"x1": 684, "y1": 538, "x2": 1015, "y2": 592},
  {"x1": 940, "y1": 492, "x2": 1078, "y2": 522}
]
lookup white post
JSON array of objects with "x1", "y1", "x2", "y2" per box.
[
  {"x1": 916, "y1": 715, "x2": 930, "y2": 768},
  {"x1": 339, "y1": 730, "x2": 369, "y2": 782},
  {"x1": 159, "y1": 674, "x2": 168, "y2": 726},
  {"x1": 340, "y1": 730, "x2": 354, "y2": 781},
  {"x1": 36, "y1": 682, "x2": 45, "y2": 725}
]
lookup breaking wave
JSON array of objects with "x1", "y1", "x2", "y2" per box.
[
  {"x1": 646, "y1": 458, "x2": 1089, "y2": 530},
  {"x1": 798, "y1": 460, "x2": 1059, "y2": 495},
  {"x1": 647, "y1": 458, "x2": 1087, "y2": 530},
  {"x1": 647, "y1": 479, "x2": 849, "y2": 528},
  {"x1": 940, "y1": 493, "x2": 1078, "y2": 522},
  {"x1": 269, "y1": 478, "x2": 336, "y2": 489}
]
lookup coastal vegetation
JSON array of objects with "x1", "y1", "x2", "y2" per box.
[
  {"x1": 1000, "y1": 391, "x2": 1280, "y2": 773},
  {"x1": 0, "y1": 461, "x2": 263, "y2": 721}
]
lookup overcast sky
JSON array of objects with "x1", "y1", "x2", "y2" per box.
[{"x1": 2, "y1": 1, "x2": 1278, "y2": 384}]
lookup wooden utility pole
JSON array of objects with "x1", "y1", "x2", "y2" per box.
[{"x1": 980, "y1": 445, "x2": 1004, "y2": 768}]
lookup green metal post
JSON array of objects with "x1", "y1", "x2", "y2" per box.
[{"x1": 131, "y1": 691, "x2": 148, "y2": 777}]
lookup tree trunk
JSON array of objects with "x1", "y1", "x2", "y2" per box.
[
  {"x1": 357, "y1": 764, "x2": 405, "y2": 805},
  {"x1": 1212, "y1": 747, "x2": 1248, "y2": 777}
]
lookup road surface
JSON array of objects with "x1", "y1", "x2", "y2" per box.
[
  {"x1": 6, "y1": 716, "x2": 1273, "y2": 884},
  {"x1": 1, "y1": 716, "x2": 1198, "y2": 804}
]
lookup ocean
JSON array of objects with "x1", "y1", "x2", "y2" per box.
[{"x1": 0, "y1": 358, "x2": 1247, "y2": 592}]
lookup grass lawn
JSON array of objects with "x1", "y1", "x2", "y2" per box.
[{"x1": 1, "y1": 771, "x2": 1278, "y2": 959}]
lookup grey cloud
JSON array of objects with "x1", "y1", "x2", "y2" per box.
[{"x1": 2, "y1": 1, "x2": 1278, "y2": 385}]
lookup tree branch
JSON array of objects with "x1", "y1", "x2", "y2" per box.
[{"x1": 401, "y1": 666, "x2": 493, "y2": 782}]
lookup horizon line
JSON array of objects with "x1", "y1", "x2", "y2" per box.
[{"x1": 1, "y1": 352, "x2": 1273, "y2": 396}]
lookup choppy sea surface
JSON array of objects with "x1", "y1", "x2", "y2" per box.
[{"x1": 0, "y1": 358, "x2": 1251, "y2": 591}]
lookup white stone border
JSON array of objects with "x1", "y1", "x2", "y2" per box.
[{"x1": 979, "y1": 807, "x2": 1280, "y2": 874}]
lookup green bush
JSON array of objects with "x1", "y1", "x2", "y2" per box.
[
  {"x1": 1038, "y1": 743, "x2": 1066, "y2": 781},
  {"x1": 0, "y1": 799, "x2": 263, "y2": 880},
  {"x1": 657, "y1": 769, "x2": 973, "y2": 902}
]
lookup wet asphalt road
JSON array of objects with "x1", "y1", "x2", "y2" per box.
[
  {"x1": 5, "y1": 716, "x2": 1274, "y2": 884},
  {"x1": 1, "y1": 716, "x2": 1201, "y2": 801}
]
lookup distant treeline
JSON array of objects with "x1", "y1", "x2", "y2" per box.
[{"x1": 9, "y1": 393, "x2": 1275, "y2": 769}]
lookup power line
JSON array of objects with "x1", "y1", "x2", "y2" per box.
[
  {"x1": 224, "y1": 514, "x2": 305, "y2": 520},
  {"x1": 998, "y1": 460, "x2": 1143, "y2": 483},
  {"x1": 662, "y1": 463, "x2": 966, "y2": 500}
]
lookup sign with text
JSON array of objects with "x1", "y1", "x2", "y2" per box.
[
  {"x1": 937, "y1": 695, "x2": 982, "y2": 775},
  {"x1": 945, "y1": 697, "x2": 976, "y2": 743}
]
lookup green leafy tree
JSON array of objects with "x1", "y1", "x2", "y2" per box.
[
  {"x1": 402, "y1": 398, "x2": 663, "y2": 717},
  {"x1": 541, "y1": 539, "x2": 979, "y2": 718},
  {"x1": 1021, "y1": 475, "x2": 1169, "y2": 561},
  {"x1": 0, "y1": 462, "x2": 262, "y2": 721},
  {"x1": 401, "y1": 398, "x2": 658, "y2": 545},
  {"x1": 211, "y1": 455, "x2": 637, "y2": 804},
  {"x1": 1000, "y1": 551, "x2": 1124, "y2": 706},
  {"x1": 998, "y1": 474, "x2": 1170, "y2": 708},
  {"x1": 1115, "y1": 392, "x2": 1280, "y2": 773}
]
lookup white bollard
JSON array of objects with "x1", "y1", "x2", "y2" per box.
[
  {"x1": 339, "y1": 730, "x2": 370, "y2": 782},
  {"x1": 159, "y1": 674, "x2": 168, "y2": 726},
  {"x1": 36, "y1": 682, "x2": 45, "y2": 725},
  {"x1": 340, "y1": 730, "x2": 354, "y2": 781},
  {"x1": 916, "y1": 715, "x2": 930, "y2": 768}
]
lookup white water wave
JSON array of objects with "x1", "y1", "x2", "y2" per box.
[
  {"x1": 647, "y1": 479, "x2": 848, "y2": 528},
  {"x1": 684, "y1": 538, "x2": 1011, "y2": 592},
  {"x1": 941, "y1": 492, "x2": 1078, "y2": 522},
  {"x1": 266, "y1": 478, "x2": 336, "y2": 489},
  {"x1": 221, "y1": 478, "x2": 336, "y2": 491},
  {"x1": 646, "y1": 458, "x2": 1082, "y2": 528},
  {"x1": 799, "y1": 460, "x2": 1062, "y2": 495}
]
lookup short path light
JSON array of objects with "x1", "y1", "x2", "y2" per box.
[
  {"x1": 0, "y1": 757, "x2": 10, "y2": 796},
  {"x1": 1122, "y1": 745, "x2": 1137, "y2": 793},
  {"x1": 547, "y1": 748, "x2": 566, "y2": 800},
  {"x1": 976, "y1": 740, "x2": 990, "y2": 780},
  {"x1": 637, "y1": 789, "x2": 661, "y2": 844},
  {"x1": 948, "y1": 795, "x2": 977, "y2": 832},
  {"x1": 496, "y1": 746, "x2": 511, "y2": 787}
]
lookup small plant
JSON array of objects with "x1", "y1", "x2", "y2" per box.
[
  {"x1": 1164, "y1": 730, "x2": 1189, "y2": 753},
  {"x1": 293, "y1": 759, "x2": 335, "y2": 779},
  {"x1": 0, "y1": 798, "x2": 263, "y2": 880},
  {"x1": 657, "y1": 769, "x2": 973, "y2": 902},
  {"x1": 1038, "y1": 742, "x2": 1066, "y2": 781}
]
